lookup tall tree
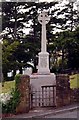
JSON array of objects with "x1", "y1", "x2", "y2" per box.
[
  {"x1": 66, "y1": 27, "x2": 79, "y2": 70},
  {"x1": 2, "y1": 2, "x2": 34, "y2": 78},
  {"x1": 2, "y1": 39, "x2": 19, "y2": 80}
]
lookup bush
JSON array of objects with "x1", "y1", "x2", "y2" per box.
[
  {"x1": 2, "y1": 74, "x2": 21, "y2": 114},
  {"x1": 2, "y1": 89, "x2": 20, "y2": 114}
]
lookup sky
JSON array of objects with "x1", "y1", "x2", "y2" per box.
[
  {"x1": 4, "y1": 0, "x2": 79, "y2": 3},
  {"x1": 39, "y1": 0, "x2": 59, "y2": 1}
]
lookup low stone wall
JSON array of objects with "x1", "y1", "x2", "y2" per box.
[
  {"x1": 16, "y1": 75, "x2": 30, "y2": 114},
  {"x1": 56, "y1": 74, "x2": 71, "y2": 107},
  {"x1": 70, "y1": 88, "x2": 79, "y2": 103},
  {"x1": 56, "y1": 74, "x2": 79, "y2": 107}
]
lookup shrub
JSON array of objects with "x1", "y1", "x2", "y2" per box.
[
  {"x1": 2, "y1": 74, "x2": 21, "y2": 114},
  {"x1": 2, "y1": 89, "x2": 20, "y2": 114}
]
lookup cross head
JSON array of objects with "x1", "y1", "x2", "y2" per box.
[{"x1": 38, "y1": 11, "x2": 50, "y2": 25}]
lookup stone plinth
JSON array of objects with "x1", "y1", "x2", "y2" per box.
[
  {"x1": 30, "y1": 73, "x2": 56, "y2": 107},
  {"x1": 30, "y1": 73, "x2": 56, "y2": 90},
  {"x1": 38, "y1": 52, "x2": 50, "y2": 75}
]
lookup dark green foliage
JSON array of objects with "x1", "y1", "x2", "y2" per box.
[
  {"x1": 51, "y1": 27, "x2": 79, "y2": 73},
  {"x1": 67, "y1": 39, "x2": 78, "y2": 70},
  {"x1": 2, "y1": 74, "x2": 21, "y2": 114},
  {"x1": 14, "y1": 74, "x2": 21, "y2": 87},
  {"x1": 2, "y1": 89, "x2": 20, "y2": 114},
  {"x1": 2, "y1": 40, "x2": 20, "y2": 80}
]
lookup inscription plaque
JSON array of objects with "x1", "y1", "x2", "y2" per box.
[{"x1": 40, "y1": 57, "x2": 47, "y2": 68}]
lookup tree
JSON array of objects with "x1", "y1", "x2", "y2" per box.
[
  {"x1": 2, "y1": 2, "x2": 35, "y2": 77},
  {"x1": 2, "y1": 39, "x2": 19, "y2": 80},
  {"x1": 66, "y1": 27, "x2": 79, "y2": 70},
  {"x1": 47, "y1": 0, "x2": 78, "y2": 72},
  {"x1": 50, "y1": 27, "x2": 79, "y2": 73},
  {"x1": 55, "y1": 0, "x2": 78, "y2": 31},
  {"x1": 2, "y1": 2, "x2": 26, "y2": 41}
]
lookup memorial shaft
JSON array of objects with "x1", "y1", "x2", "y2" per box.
[{"x1": 42, "y1": 24, "x2": 46, "y2": 52}]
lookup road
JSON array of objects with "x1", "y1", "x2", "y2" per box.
[{"x1": 43, "y1": 109, "x2": 79, "y2": 118}]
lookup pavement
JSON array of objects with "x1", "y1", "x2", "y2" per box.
[
  {"x1": 7, "y1": 103, "x2": 79, "y2": 119},
  {"x1": 44, "y1": 109, "x2": 78, "y2": 118}
]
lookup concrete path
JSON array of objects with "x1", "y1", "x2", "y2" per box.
[
  {"x1": 43, "y1": 109, "x2": 78, "y2": 118},
  {"x1": 6, "y1": 103, "x2": 79, "y2": 119}
]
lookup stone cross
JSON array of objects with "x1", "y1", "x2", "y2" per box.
[
  {"x1": 38, "y1": 11, "x2": 50, "y2": 52},
  {"x1": 38, "y1": 11, "x2": 50, "y2": 74}
]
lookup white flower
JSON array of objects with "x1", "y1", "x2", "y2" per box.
[{"x1": 0, "y1": 92, "x2": 13, "y2": 104}]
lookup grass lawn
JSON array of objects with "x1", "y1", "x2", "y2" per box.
[
  {"x1": 70, "y1": 74, "x2": 79, "y2": 89},
  {"x1": 0, "y1": 80, "x2": 15, "y2": 94}
]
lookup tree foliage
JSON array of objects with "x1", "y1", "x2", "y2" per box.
[{"x1": 2, "y1": 40, "x2": 19, "y2": 80}]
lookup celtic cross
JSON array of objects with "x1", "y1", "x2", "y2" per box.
[{"x1": 38, "y1": 11, "x2": 50, "y2": 52}]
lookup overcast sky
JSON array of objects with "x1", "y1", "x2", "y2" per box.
[
  {"x1": 1, "y1": 0, "x2": 78, "y2": 4},
  {"x1": 1, "y1": 0, "x2": 65, "y2": 2},
  {"x1": 40, "y1": 0, "x2": 59, "y2": 1}
]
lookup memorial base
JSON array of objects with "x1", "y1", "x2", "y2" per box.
[
  {"x1": 30, "y1": 73, "x2": 56, "y2": 107},
  {"x1": 30, "y1": 73, "x2": 56, "y2": 90},
  {"x1": 38, "y1": 52, "x2": 50, "y2": 75}
]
